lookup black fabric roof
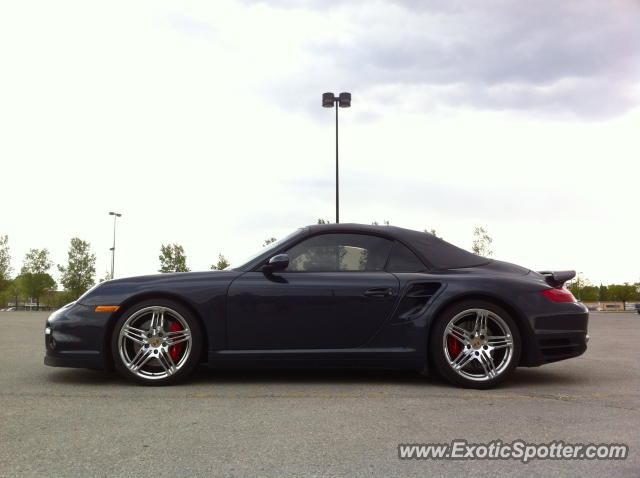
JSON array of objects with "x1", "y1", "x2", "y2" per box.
[{"x1": 305, "y1": 223, "x2": 491, "y2": 270}]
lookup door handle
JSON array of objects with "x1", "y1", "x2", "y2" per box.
[{"x1": 364, "y1": 287, "x2": 393, "y2": 298}]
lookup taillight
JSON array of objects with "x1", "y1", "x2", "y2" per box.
[{"x1": 540, "y1": 288, "x2": 577, "y2": 303}]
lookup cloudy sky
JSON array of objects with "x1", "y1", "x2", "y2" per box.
[{"x1": 1, "y1": 0, "x2": 639, "y2": 285}]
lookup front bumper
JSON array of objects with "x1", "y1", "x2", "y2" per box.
[
  {"x1": 44, "y1": 352, "x2": 103, "y2": 369},
  {"x1": 44, "y1": 302, "x2": 115, "y2": 370}
]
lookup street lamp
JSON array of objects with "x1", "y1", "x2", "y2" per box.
[
  {"x1": 109, "y1": 211, "x2": 122, "y2": 279},
  {"x1": 322, "y1": 92, "x2": 351, "y2": 223}
]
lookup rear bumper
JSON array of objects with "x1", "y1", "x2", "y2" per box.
[
  {"x1": 521, "y1": 306, "x2": 589, "y2": 366},
  {"x1": 531, "y1": 331, "x2": 588, "y2": 364}
]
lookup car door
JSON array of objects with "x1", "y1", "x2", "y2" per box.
[{"x1": 226, "y1": 233, "x2": 400, "y2": 349}]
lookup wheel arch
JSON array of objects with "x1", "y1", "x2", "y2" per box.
[
  {"x1": 427, "y1": 292, "x2": 535, "y2": 366},
  {"x1": 102, "y1": 291, "x2": 209, "y2": 370}
]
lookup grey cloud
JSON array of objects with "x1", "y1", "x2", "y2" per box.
[
  {"x1": 239, "y1": 0, "x2": 460, "y2": 13},
  {"x1": 254, "y1": 0, "x2": 640, "y2": 119}
]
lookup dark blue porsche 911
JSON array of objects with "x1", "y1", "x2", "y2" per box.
[{"x1": 44, "y1": 224, "x2": 589, "y2": 389}]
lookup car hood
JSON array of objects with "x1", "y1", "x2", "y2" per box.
[{"x1": 77, "y1": 270, "x2": 242, "y2": 306}]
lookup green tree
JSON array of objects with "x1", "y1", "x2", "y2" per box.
[
  {"x1": 472, "y1": 226, "x2": 493, "y2": 256},
  {"x1": 263, "y1": 237, "x2": 277, "y2": 247},
  {"x1": 158, "y1": 244, "x2": 190, "y2": 273},
  {"x1": 317, "y1": 218, "x2": 330, "y2": 224},
  {"x1": 424, "y1": 228, "x2": 440, "y2": 238},
  {"x1": 57, "y1": 238, "x2": 97, "y2": 298},
  {"x1": 6, "y1": 277, "x2": 24, "y2": 307},
  {"x1": 567, "y1": 274, "x2": 592, "y2": 301},
  {"x1": 0, "y1": 235, "x2": 12, "y2": 292},
  {"x1": 607, "y1": 283, "x2": 637, "y2": 310},
  {"x1": 598, "y1": 284, "x2": 609, "y2": 301},
  {"x1": 371, "y1": 220, "x2": 390, "y2": 226},
  {"x1": 568, "y1": 281, "x2": 599, "y2": 301},
  {"x1": 47, "y1": 290, "x2": 75, "y2": 309},
  {"x1": 20, "y1": 249, "x2": 56, "y2": 308},
  {"x1": 99, "y1": 271, "x2": 112, "y2": 283},
  {"x1": 19, "y1": 273, "x2": 57, "y2": 308},
  {"x1": 579, "y1": 286, "x2": 599, "y2": 301},
  {"x1": 0, "y1": 276, "x2": 21, "y2": 307},
  {"x1": 22, "y1": 248, "x2": 53, "y2": 274},
  {"x1": 211, "y1": 254, "x2": 230, "y2": 270}
]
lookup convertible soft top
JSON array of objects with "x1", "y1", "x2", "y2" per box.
[{"x1": 306, "y1": 223, "x2": 491, "y2": 270}]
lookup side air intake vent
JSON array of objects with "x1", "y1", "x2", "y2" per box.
[{"x1": 396, "y1": 283, "x2": 441, "y2": 321}]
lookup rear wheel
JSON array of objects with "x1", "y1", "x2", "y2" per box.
[
  {"x1": 430, "y1": 300, "x2": 521, "y2": 389},
  {"x1": 111, "y1": 299, "x2": 202, "y2": 385}
]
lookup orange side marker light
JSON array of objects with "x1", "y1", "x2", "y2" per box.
[{"x1": 94, "y1": 306, "x2": 120, "y2": 313}]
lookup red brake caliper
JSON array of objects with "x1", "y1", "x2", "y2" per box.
[
  {"x1": 447, "y1": 336, "x2": 462, "y2": 358},
  {"x1": 168, "y1": 322, "x2": 184, "y2": 361}
]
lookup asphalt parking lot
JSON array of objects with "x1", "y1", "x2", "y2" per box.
[{"x1": 0, "y1": 311, "x2": 638, "y2": 477}]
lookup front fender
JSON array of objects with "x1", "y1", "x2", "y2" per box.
[{"x1": 75, "y1": 271, "x2": 241, "y2": 362}]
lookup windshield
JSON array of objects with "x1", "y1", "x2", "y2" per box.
[{"x1": 227, "y1": 229, "x2": 302, "y2": 270}]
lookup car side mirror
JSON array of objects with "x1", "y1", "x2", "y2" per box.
[{"x1": 264, "y1": 254, "x2": 289, "y2": 272}]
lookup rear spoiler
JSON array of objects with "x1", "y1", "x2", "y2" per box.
[{"x1": 537, "y1": 270, "x2": 576, "y2": 288}]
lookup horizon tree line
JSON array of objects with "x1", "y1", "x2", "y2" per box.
[{"x1": 1, "y1": 223, "x2": 638, "y2": 308}]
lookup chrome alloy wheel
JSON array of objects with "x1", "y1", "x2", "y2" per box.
[
  {"x1": 442, "y1": 308, "x2": 514, "y2": 382},
  {"x1": 118, "y1": 306, "x2": 192, "y2": 380}
]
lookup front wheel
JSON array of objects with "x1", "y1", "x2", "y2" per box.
[
  {"x1": 429, "y1": 300, "x2": 521, "y2": 389},
  {"x1": 111, "y1": 299, "x2": 202, "y2": 385}
]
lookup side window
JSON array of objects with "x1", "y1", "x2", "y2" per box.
[
  {"x1": 285, "y1": 234, "x2": 393, "y2": 272},
  {"x1": 386, "y1": 242, "x2": 426, "y2": 272}
]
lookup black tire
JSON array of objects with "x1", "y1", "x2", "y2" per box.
[
  {"x1": 429, "y1": 300, "x2": 521, "y2": 389},
  {"x1": 111, "y1": 298, "x2": 203, "y2": 386}
]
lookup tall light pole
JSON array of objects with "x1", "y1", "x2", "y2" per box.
[
  {"x1": 109, "y1": 211, "x2": 122, "y2": 279},
  {"x1": 322, "y1": 92, "x2": 351, "y2": 223}
]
